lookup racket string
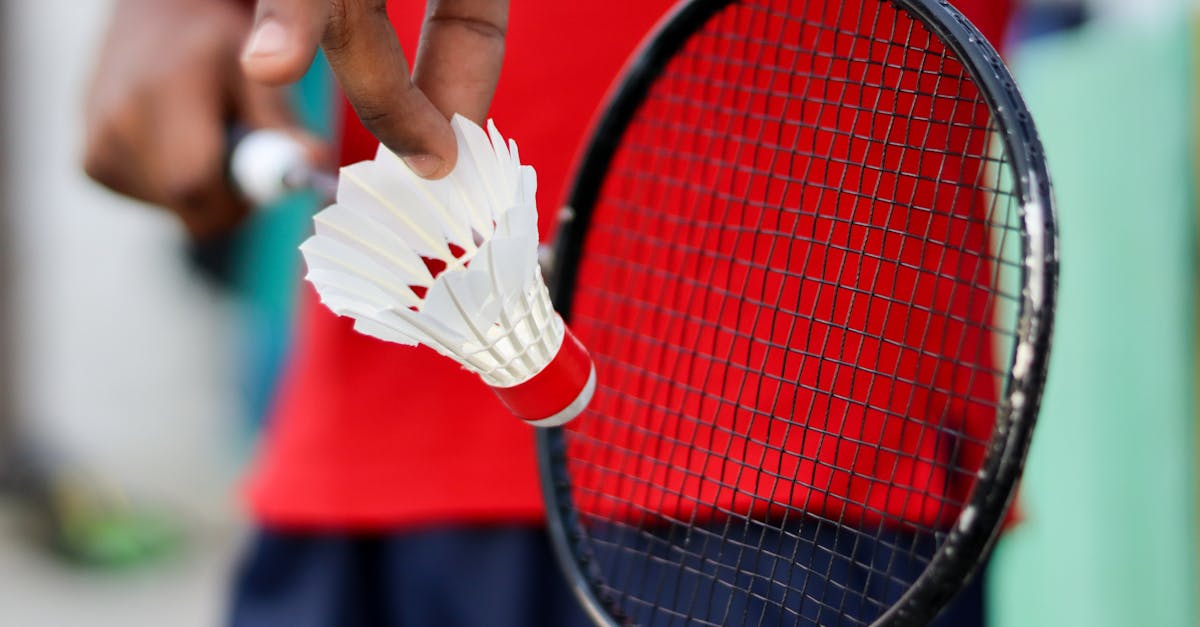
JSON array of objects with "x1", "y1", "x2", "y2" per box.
[{"x1": 558, "y1": 0, "x2": 1025, "y2": 624}]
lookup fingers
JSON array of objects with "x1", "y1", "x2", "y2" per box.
[
  {"x1": 242, "y1": 0, "x2": 452, "y2": 177},
  {"x1": 142, "y1": 67, "x2": 250, "y2": 239},
  {"x1": 84, "y1": 1, "x2": 302, "y2": 239},
  {"x1": 84, "y1": 68, "x2": 247, "y2": 240},
  {"x1": 321, "y1": 0, "x2": 456, "y2": 178},
  {"x1": 241, "y1": 0, "x2": 508, "y2": 180},
  {"x1": 83, "y1": 87, "x2": 148, "y2": 202},
  {"x1": 414, "y1": 0, "x2": 508, "y2": 125}
]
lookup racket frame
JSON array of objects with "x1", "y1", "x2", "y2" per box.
[{"x1": 537, "y1": 0, "x2": 1058, "y2": 624}]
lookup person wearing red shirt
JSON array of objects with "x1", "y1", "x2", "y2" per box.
[{"x1": 85, "y1": 1, "x2": 1011, "y2": 625}]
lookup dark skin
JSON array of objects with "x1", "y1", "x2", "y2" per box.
[{"x1": 84, "y1": 0, "x2": 508, "y2": 239}]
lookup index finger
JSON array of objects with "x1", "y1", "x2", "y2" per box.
[
  {"x1": 246, "y1": 0, "x2": 458, "y2": 178},
  {"x1": 324, "y1": 0, "x2": 461, "y2": 177}
]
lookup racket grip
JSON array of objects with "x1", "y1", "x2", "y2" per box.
[
  {"x1": 490, "y1": 325, "x2": 596, "y2": 427},
  {"x1": 228, "y1": 128, "x2": 337, "y2": 206}
]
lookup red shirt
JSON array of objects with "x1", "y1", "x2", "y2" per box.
[{"x1": 247, "y1": 1, "x2": 1012, "y2": 529}]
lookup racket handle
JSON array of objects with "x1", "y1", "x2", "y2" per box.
[{"x1": 228, "y1": 128, "x2": 337, "y2": 206}]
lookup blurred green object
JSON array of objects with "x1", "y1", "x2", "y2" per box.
[
  {"x1": 32, "y1": 468, "x2": 176, "y2": 568},
  {"x1": 2, "y1": 449, "x2": 176, "y2": 568},
  {"x1": 989, "y1": 13, "x2": 1197, "y2": 627}
]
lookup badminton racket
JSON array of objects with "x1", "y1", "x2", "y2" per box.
[{"x1": 535, "y1": 1, "x2": 1057, "y2": 626}]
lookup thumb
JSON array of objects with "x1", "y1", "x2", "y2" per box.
[{"x1": 240, "y1": 0, "x2": 327, "y2": 85}]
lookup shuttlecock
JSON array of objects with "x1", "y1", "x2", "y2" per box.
[{"x1": 299, "y1": 115, "x2": 595, "y2": 427}]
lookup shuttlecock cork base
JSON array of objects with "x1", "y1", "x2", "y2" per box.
[
  {"x1": 492, "y1": 326, "x2": 596, "y2": 427},
  {"x1": 300, "y1": 115, "x2": 595, "y2": 426}
]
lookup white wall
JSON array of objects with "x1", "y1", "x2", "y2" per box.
[{"x1": 1, "y1": 0, "x2": 244, "y2": 523}]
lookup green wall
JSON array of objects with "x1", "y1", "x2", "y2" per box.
[{"x1": 989, "y1": 16, "x2": 1197, "y2": 627}]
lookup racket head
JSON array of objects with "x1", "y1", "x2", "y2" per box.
[{"x1": 539, "y1": 0, "x2": 1057, "y2": 625}]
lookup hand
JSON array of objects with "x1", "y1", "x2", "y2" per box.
[
  {"x1": 84, "y1": 0, "x2": 321, "y2": 239},
  {"x1": 240, "y1": 0, "x2": 508, "y2": 178}
]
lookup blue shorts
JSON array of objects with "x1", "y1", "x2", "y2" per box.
[
  {"x1": 228, "y1": 524, "x2": 985, "y2": 626},
  {"x1": 229, "y1": 525, "x2": 591, "y2": 627}
]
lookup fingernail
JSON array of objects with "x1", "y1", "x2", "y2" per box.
[
  {"x1": 244, "y1": 19, "x2": 288, "y2": 59},
  {"x1": 403, "y1": 154, "x2": 447, "y2": 178}
]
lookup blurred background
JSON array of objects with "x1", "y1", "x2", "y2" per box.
[
  {"x1": 0, "y1": 0, "x2": 1195, "y2": 625},
  {"x1": 0, "y1": 2, "x2": 329, "y2": 624},
  {"x1": 0, "y1": 1, "x2": 242, "y2": 626}
]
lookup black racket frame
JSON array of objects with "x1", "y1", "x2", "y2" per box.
[{"x1": 536, "y1": 1, "x2": 1058, "y2": 625}]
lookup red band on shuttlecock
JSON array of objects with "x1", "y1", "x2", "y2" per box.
[{"x1": 491, "y1": 326, "x2": 595, "y2": 427}]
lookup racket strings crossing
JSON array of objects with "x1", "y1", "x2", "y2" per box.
[{"x1": 548, "y1": 1, "x2": 1036, "y2": 625}]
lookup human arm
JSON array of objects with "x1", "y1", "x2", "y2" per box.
[{"x1": 84, "y1": 0, "x2": 508, "y2": 238}]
